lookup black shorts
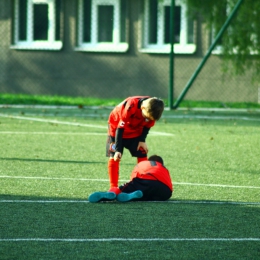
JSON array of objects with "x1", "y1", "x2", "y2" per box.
[
  {"x1": 106, "y1": 135, "x2": 147, "y2": 158},
  {"x1": 119, "y1": 178, "x2": 172, "y2": 201}
]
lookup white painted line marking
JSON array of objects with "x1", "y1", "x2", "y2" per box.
[
  {"x1": 0, "y1": 131, "x2": 106, "y2": 135},
  {"x1": 0, "y1": 175, "x2": 259, "y2": 189},
  {"x1": 0, "y1": 238, "x2": 259, "y2": 242},
  {"x1": 0, "y1": 114, "x2": 106, "y2": 128},
  {"x1": 0, "y1": 105, "x2": 114, "y2": 110},
  {"x1": 0, "y1": 114, "x2": 174, "y2": 136},
  {"x1": 175, "y1": 182, "x2": 260, "y2": 189},
  {"x1": 163, "y1": 115, "x2": 260, "y2": 121}
]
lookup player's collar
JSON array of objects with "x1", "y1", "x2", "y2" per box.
[{"x1": 138, "y1": 97, "x2": 149, "y2": 108}]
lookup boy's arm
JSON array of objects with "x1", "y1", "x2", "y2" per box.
[
  {"x1": 115, "y1": 128, "x2": 124, "y2": 153},
  {"x1": 113, "y1": 128, "x2": 124, "y2": 160},
  {"x1": 113, "y1": 99, "x2": 132, "y2": 159},
  {"x1": 139, "y1": 126, "x2": 150, "y2": 142}
]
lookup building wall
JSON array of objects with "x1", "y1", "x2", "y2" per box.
[{"x1": 0, "y1": 0, "x2": 258, "y2": 103}]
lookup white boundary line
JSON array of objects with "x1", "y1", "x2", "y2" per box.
[
  {"x1": 175, "y1": 182, "x2": 260, "y2": 189},
  {"x1": 0, "y1": 175, "x2": 259, "y2": 189},
  {"x1": 0, "y1": 131, "x2": 106, "y2": 135},
  {"x1": 0, "y1": 238, "x2": 259, "y2": 242},
  {"x1": 0, "y1": 114, "x2": 107, "y2": 128},
  {"x1": 0, "y1": 114, "x2": 174, "y2": 136},
  {"x1": 163, "y1": 114, "x2": 260, "y2": 121}
]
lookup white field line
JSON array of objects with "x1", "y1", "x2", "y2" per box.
[
  {"x1": 0, "y1": 105, "x2": 113, "y2": 109},
  {"x1": 0, "y1": 131, "x2": 106, "y2": 135},
  {"x1": 163, "y1": 114, "x2": 260, "y2": 121},
  {"x1": 0, "y1": 114, "x2": 107, "y2": 128},
  {"x1": 175, "y1": 182, "x2": 260, "y2": 189},
  {"x1": 0, "y1": 200, "x2": 259, "y2": 205},
  {"x1": 0, "y1": 238, "x2": 259, "y2": 242},
  {"x1": 0, "y1": 175, "x2": 259, "y2": 189},
  {"x1": 0, "y1": 114, "x2": 174, "y2": 136},
  {"x1": 0, "y1": 131, "x2": 173, "y2": 136}
]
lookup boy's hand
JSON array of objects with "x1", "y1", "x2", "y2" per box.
[
  {"x1": 137, "y1": 142, "x2": 148, "y2": 153},
  {"x1": 114, "y1": 152, "x2": 122, "y2": 161}
]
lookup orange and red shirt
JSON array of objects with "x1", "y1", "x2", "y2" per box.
[
  {"x1": 130, "y1": 160, "x2": 173, "y2": 191},
  {"x1": 108, "y1": 96, "x2": 155, "y2": 139}
]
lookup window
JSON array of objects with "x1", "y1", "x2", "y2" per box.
[
  {"x1": 140, "y1": 0, "x2": 196, "y2": 54},
  {"x1": 11, "y1": 0, "x2": 62, "y2": 50},
  {"x1": 210, "y1": 28, "x2": 223, "y2": 55},
  {"x1": 76, "y1": 0, "x2": 128, "y2": 52}
]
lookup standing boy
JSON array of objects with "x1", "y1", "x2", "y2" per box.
[
  {"x1": 89, "y1": 155, "x2": 173, "y2": 202},
  {"x1": 106, "y1": 96, "x2": 164, "y2": 195}
]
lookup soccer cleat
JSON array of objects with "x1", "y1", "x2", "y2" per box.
[
  {"x1": 116, "y1": 190, "x2": 143, "y2": 202},
  {"x1": 88, "y1": 191, "x2": 116, "y2": 203}
]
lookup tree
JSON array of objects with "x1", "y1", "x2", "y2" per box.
[{"x1": 183, "y1": 0, "x2": 260, "y2": 82}]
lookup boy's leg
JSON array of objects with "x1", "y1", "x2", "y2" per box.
[
  {"x1": 119, "y1": 179, "x2": 171, "y2": 201},
  {"x1": 137, "y1": 156, "x2": 147, "y2": 163},
  {"x1": 125, "y1": 179, "x2": 172, "y2": 201},
  {"x1": 125, "y1": 138, "x2": 148, "y2": 163},
  {"x1": 108, "y1": 158, "x2": 120, "y2": 189},
  {"x1": 136, "y1": 146, "x2": 147, "y2": 163},
  {"x1": 106, "y1": 136, "x2": 121, "y2": 192}
]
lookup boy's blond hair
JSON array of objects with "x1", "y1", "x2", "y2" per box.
[{"x1": 146, "y1": 97, "x2": 164, "y2": 121}]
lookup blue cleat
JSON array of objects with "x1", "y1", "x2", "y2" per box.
[
  {"x1": 116, "y1": 190, "x2": 143, "y2": 202},
  {"x1": 88, "y1": 191, "x2": 116, "y2": 203}
]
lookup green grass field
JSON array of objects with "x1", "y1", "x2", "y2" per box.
[{"x1": 0, "y1": 106, "x2": 259, "y2": 259}]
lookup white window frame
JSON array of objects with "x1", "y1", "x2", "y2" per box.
[
  {"x1": 75, "y1": 0, "x2": 128, "y2": 53},
  {"x1": 210, "y1": 28, "x2": 223, "y2": 55},
  {"x1": 11, "y1": 0, "x2": 62, "y2": 50},
  {"x1": 139, "y1": 0, "x2": 196, "y2": 54}
]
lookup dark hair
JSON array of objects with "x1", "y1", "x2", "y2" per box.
[
  {"x1": 148, "y1": 155, "x2": 164, "y2": 165},
  {"x1": 146, "y1": 97, "x2": 164, "y2": 121}
]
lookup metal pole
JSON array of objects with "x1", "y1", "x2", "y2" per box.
[
  {"x1": 168, "y1": 0, "x2": 175, "y2": 109},
  {"x1": 173, "y1": 0, "x2": 244, "y2": 109}
]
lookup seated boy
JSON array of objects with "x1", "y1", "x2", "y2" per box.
[{"x1": 89, "y1": 155, "x2": 173, "y2": 203}]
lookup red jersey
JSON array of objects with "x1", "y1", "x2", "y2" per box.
[
  {"x1": 108, "y1": 96, "x2": 155, "y2": 138},
  {"x1": 130, "y1": 160, "x2": 173, "y2": 191}
]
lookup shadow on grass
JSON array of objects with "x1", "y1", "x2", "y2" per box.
[
  {"x1": 0, "y1": 157, "x2": 135, "y2": 165},
  {"x1": 0, "y1": 157, "x2": 105, "y2": 164}
]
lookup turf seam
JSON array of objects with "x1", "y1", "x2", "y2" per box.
[{"x1": 0, "y1": 200, "x2": 259, "y2": 205}]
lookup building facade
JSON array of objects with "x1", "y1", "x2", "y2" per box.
[{"x1": 0, "y1": 0, "x2": 258, "y2": 103}]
